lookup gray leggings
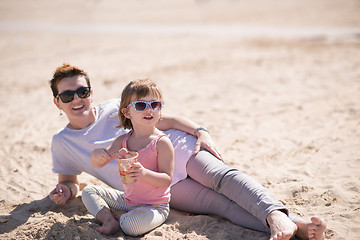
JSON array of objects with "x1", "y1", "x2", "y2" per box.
[
  {"x1": 82, "y1": 185, "x2": 169, "y2": 236},
  {"x1": 169, "y1": 150, "x2": 302, "y2": 233}
]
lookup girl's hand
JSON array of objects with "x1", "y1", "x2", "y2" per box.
[
  {"x1": 194, "y1": 131, "x2": 224, "y2": 162},
  {"x1": 126, "y1": 162, "x2": 145, "y2": 180},
  {"x1": 49, "y1": 183, "x2": 71, "y2": 206},
  {"x1": 91, "y1": 148, "x2": 112, "y2": 168}
]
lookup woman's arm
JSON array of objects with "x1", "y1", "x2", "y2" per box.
[
  {"x1": 156, "y1": 113, "x2": 223, "y2": 160},
  {"x1": 156, "y1": 113, "x2": 198, "y2": 135},
  {"x1": 49, "y1": 174, "x2": 79, "y2": 206}
]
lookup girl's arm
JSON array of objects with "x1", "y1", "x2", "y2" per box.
[
  {"x1": 133, "y1": 137, "x2": 174, "y2": 187},
  {"x1": 91, "y1": 135, "x2": 125, "y2": 168},
  {"x1": 156, "y1": 113, "x2": 223, "y2": 160},
  {"x1": 91, "y1": 148, "x2": 112, "y2": 168}
]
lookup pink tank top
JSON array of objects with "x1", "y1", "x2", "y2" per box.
[{"x1": 122, "y1": 131, "x2": 171, "y2": 206}]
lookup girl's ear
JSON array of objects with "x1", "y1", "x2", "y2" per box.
[{"x1": 121, "y1": 108, "x2": 131, "y2": 119}]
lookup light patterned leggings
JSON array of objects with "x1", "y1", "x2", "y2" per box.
[{"x1": 82, "y1": 185, "x2": 169, "y2": 236}]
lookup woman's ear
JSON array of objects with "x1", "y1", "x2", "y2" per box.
[
  {"x1": 53, "y1": 97, "x2": 61, "y2": 110},
  {"x1": 121, "y1": 108, "x2": 131, "y2": 119}
]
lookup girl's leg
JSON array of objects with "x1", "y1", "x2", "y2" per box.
[
  {"x1": 82, "y1": 185, "x2": 129, "y2": 217},
  {"x1": 82, "y1": 185, "x2": 169, "y2": 236},
  {"x1": 120, "y1": 204, "x2": 170, "y2": 236},
  {"x1": 82, "y1": 185, "x2": 130, "y2": 235},
  {"x1": 186, "y1": 150, "x2": 289, "y2": 226},
  {"x1": 170, "y1": 178, "x2": 270, "y2": 233}
]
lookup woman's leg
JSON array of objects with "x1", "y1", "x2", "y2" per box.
[
  {"x1": 170, "y1": 178, "x2": 270, "y2": 233},
  {"x1": 186, "y1": 150, "x2": 289, "y2": 226}
]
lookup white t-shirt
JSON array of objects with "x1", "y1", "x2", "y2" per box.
[{"x1": 51, "y1": 99, "x2": 196, "y2": 190}]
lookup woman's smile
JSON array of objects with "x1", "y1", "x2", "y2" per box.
[{"x1": 72, "y1": 104, "x2": 85, "y2": 111}]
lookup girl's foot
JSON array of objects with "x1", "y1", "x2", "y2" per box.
[
  {"x1": 96, "y1": 208, "x2": 121, "y2": 235},
  {"x1": 97, "y1": 215, "x2": 120, "y2": 235}
]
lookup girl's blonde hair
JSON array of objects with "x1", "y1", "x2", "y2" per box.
[{"x1": 118, "y1": 78, "x2": 163, "y2": 129}]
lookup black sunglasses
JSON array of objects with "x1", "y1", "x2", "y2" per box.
[
  {"x1": 126, "y1": 100, "x2": 163, "y2": 112},
  {"x1": 57, "y1": 86, "x2": 91, "y2": 103}
]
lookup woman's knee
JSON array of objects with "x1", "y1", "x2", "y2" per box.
[{"x1": 187, "y1": 150, "x2": 234, "y2": 190}]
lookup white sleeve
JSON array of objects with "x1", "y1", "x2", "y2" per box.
[
  {"x1": 51, "y1": 133, "x2": 82, "y2": 175},
  {"x1": 164, "y1": 129, "x2": 196, "y2": 186}
]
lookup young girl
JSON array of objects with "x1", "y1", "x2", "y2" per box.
[{"x1": 82, "y1": 78, "x2": 174, "y2": 236}]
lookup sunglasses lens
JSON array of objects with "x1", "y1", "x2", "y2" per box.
[
  {"x1": 134, "y1": 102, "x2": 147, "y2": 111},
  {"x1": 77, "y1": 87, "x2": 91, "y2": 98},
  {"x1": 59, "y1": 92, "x2": 74, "y2": 103},
  {"x1": 58, "y1": 87, "x2": 91, "y2": 103},
  {"x1": 151, "y1": 101, "x2": 162, "y2": 110}
]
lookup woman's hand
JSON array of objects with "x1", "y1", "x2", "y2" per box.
[
  {"x1": 194, "y1": 131, "x2": 224, "y2": 162},
  {"x1": 49, "y1": 183, "x2": 72, "y2": 206}
]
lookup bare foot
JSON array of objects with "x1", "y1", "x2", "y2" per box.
[
  {"x1": 96, "y1": 208, "x2": 121, "y2": 235},
  {"x1": 110, "y1": 209, "x2": 127, "y2": 221},
  {"x1": 97, "y1": 217, "x2": 120, "y2": 235},
  {"x1": 295, "y1": 217, "x2": 326, "y2": 240},
  {"x1": 267, "y1": 210, "x2": 298, "y2": 240}
]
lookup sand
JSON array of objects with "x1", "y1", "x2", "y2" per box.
[{"x1": 0, "y1": 0, "x2": 359, "y2": 239}]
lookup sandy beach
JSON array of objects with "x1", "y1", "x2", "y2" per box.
[{"x1": 0, "y1": 0, "x2": 360, "y2": 239}]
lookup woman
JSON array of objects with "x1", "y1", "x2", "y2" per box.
[{"x1": 48, "y1": 63, "x2": 326, "y2": 240}]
